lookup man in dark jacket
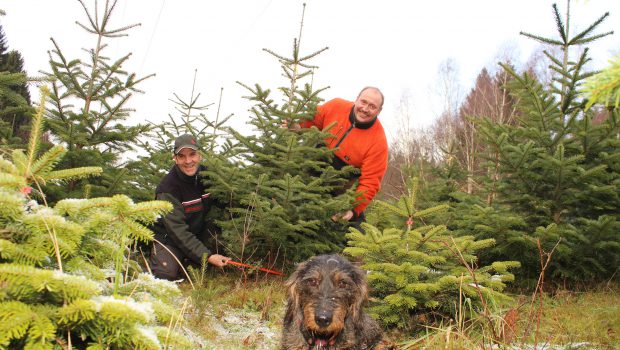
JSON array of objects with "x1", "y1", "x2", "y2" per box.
[{"x1": 149, "y1": 134, "x2": 229, "y2": 280}]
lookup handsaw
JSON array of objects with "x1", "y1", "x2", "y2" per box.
[{"x1": 227, "y1": 260, "x2": 284, "y2": 276}]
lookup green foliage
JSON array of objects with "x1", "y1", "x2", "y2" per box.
[
  {"x1": 439, "y1": 193, "x2": 542, "y2": 283},
  {"x1": 346, "y1": 178, "x2": 519, "y2": 329},
  {"x1": 0, "y1": 87, "x2": 101, "y2": 203},
  {"x1": 0, "y1": 24, "x2": 33, "y2": 148},
  {"x1": 475, "y1": 4, "x2": 620, "y2": 283},
  {"x1": 203, "y1": 7, "x2": 357, "y2": 264},
  {"x1": 0, "y1": 86, "x2": 192, "y2": 349},
  {"x1": 584, "y1": 53, "x2": 620, "y2": 109},
  {"x1": 41, "y1": 0, "x2": 153, "y2": 203}
]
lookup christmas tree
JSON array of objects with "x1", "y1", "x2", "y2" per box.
[
  {"x1": 477, "y1": 3, "x2": 620, "y2": 282},
  {"x1": 202, "y1": 5, "x2": 358, "y2": 265},
  {"x1": 0, "y1": 87, "x2": 193, "y2": 349},
  {"x1": 345, "y1": 177, "x2": 519, "y2": 329},
  {"x1": 41, "y1": 0, "x2": 153, "y2": 202},
  {"x1": 0, "y1": 24, "x2": 33, "y2": 147}
]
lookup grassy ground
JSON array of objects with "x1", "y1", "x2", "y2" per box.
[
  {"x1": 516, "y1": 287, "x2": 620, "y2": 349},
  {"x1": 398, "y1": 285, "x2": 620, "y2": 350},
  {"x1": 179, "y1": 271, "x2": 619, "y2": 350}
]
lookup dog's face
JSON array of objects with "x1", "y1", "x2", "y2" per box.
[{"x1": 286, "y1": 254, "x2": 368, "y2": 346}]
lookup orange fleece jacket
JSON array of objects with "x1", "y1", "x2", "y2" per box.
[{"x1": 301, "y1": 98, "x2": 388, "y2": 215}]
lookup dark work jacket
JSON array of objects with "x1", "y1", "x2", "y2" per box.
[{"x1": 152, "y1": 164, "x2": 213, "y2": 264}]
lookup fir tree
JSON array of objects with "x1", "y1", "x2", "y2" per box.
[
  {"x1": 0, "y1": 87, "x2": 194, "y2": 349},
  {"x1": 346, "y1": 177, "x2": 519, "y2": 329},
  {"x1": 0, "y1": 24, "x2": 33, "y2": 147},
  {"x1": 477, "y1": 2, "x2": 620, "y2": 282},
  {"x1": 202, "y1": 5, "x2": 358, "y2": 265},
  {"x1": 41, "y1": 0, "x2": 153, "y2": 203}
]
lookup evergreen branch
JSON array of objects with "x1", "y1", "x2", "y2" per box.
[
  {"x1": 48, "y1": 38, "x2": 87, "y2": 98},
  {"x1": 567, "y1": 11, "x2": 611, "y2": 45},
  {"x1": 76, "y1": 0, "x2": 98, "y2": 34},
  {"x1": 11, "y1": 150, "x2": 28, "y2": 175},
  {"x1": 543, "y1": 50, "x2": 564, "y2": 69},
  {"x1": 121, "y1": 218, "x2": 154, "y2": 243},
  {"x1": 46, "y1": 166, "x2": 103, "y2": 181},
  {"x1": 0, "y1": 301, "x2": 34, "y2": 343},
  {"x1": 127, "y1": 200, "x2": 173, "y2": 224},
  {"x1": 519, "y1": 31, "x2": 563, "y2": 46},
  {"x1": 579, "y1": 164, "x2": 607, "y2": 179},
  {"x1": 0, "y1": 158, "x2": 18, "y2": 175},
  {"x1": 373, "y1": 198, "x2": 408, "y2": 217},
  {"x1": 75, "y1": 21, "x2": 99, "y2": 35},
  {"x1": 298, "y1": 46, "x2": 329, "y2": 63},
  {"x1": 29, "y1": 145, "x2": 66, "y2": 179},
  {"x1": 103, "y1": 21, "x2": 142, "y2": 37},
  {"x1": 584, "y1": 54, "x2": 620, "y2": 109},
  {"x1": 26, "y1": 307, "x2": 56, "y2": 348},
  {"x1": 552, "y1": 3, "x2": 568, "y2": 45},
  {"x1": 0, "y1": 191, "x2": 24, "y2": 221},
  {"x1": 89, "y1": 96, "x2": 131, "y2": 143},
  {"x1": 414, "y1": 204, "x2": 450, "y2": 218},
  {"x1": 25, "y1": 87, "x2": 50, "y2": 173},
  {"x1": 560, "y1": 49, "x2": 590, "y2": 115},
  {"x1": 0, "y1": 263, "x2": 102, "y2": 302},
  {"x1": 570, "y1": 31, "x2": 614, "y2": 46},
  {"x1": 262, "y1": 48, "x2": 291, "y2": 63},
  {"x1": 0, "y1": 173, "x2": 26, "y2": 189}
]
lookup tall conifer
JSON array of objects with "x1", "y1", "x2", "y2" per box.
[
  {"x1": 202, "y1": 5, "x2": 357, "y2": 265},
  {"x1": 477, "y1": 2, "x2": 620, "y2": 282},
  {"x1": 41, "y1": 0, "x2": 152, "y2": 202},
  {"x1": 0, "y1": 24, "x2": 32, "y2": 147},
  {"x1": 0, "y1": 88, "x2": 193, "y2": 349}
]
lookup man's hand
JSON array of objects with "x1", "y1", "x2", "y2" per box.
[
  {"x1": 331, "y1": 210, "x2": 354, "y2": 222},
  {"x1": 207, "y1": 254, "x2": 230, "y2": 267},
  {"x1": 281, "y1": 119, "x2": 301, "y2": 131}
]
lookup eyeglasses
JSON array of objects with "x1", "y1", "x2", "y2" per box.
[{"x1": 358, "y1": 99, "x2": 379, "y2": 112}]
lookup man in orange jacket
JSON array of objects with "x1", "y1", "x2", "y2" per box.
[{"x1": 298, "y1": 87, "x2": 389, "y2": 224}]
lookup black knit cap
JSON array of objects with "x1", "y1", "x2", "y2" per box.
[{"x1": 173, "y1": 134, "x2": 199, "y2": 154}]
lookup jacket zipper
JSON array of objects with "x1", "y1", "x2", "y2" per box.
[{"x1": 334, "y1": 121, "x2": 355, "y2": 148}]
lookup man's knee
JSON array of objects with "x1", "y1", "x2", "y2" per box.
[{"x1": 149, "y1": 244, "x2": 183, "y2": 280}]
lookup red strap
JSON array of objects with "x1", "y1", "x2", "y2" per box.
[{"x1": 227, "y1": 260, "x2": 284, "y2": 276}]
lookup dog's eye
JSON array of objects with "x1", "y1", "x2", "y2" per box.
[
  {"x1": 338, "y1": 280, "x2": 348, "y2": 289},
  {"x1": 306, "y1": 278, "x2": 318, "y2": 287}
]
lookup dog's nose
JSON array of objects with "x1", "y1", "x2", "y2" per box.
[{"x1": 315, "y1": 311, "x2": 332, "y2": 328}]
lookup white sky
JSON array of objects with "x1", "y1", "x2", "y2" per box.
[{"x1": 2, "y1": 0, "x2": 620, "y2": 145}]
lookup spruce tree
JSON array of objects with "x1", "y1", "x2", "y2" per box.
[
  {"x1": 202, "y1": 5, "x2": 357, "y2": 265},
  {"x1": 345, "y1": 177, "x2": 520, "y2": 329},
  {"x1": 0, "y1": 88, "x2": 193, "y2": 349},
  {"x1": 41, "y1": 0, "x2": 152, "y2": 203},
  {"x1": 0, "y1": 24, "x2": 33, "y2": 147},
  {"x1": 477, "y1": 2, "x2": 620, "y2": 282}
]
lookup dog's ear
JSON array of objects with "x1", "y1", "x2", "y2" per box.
[
  {"x1": 284, "y1": 261, "x2": 307, "y2": 323},
  {"x1": 350, "y1": 264, "x2": 369, "y2": 322}
]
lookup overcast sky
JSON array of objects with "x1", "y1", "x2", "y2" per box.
[{"x1": 2, "y1": 0, "x2": 620, "y2": 144}]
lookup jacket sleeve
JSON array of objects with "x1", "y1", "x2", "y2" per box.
[
  {"x1": 156, "y1": 192, "x2": 210, "y2": 265},
  {"x1": 300, "y1": 99, "x2": 330, "y2": 129},
  {"x1": 353, "y1": 138, "x2": 388, "y2": 215}
]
